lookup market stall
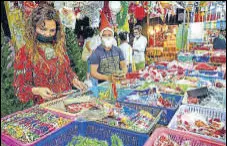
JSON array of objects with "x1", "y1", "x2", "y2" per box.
[{"x1": 1, "y1": 1, "x2": 226, "y2": 146}]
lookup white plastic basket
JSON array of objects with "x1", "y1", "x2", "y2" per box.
[{"x1": 168, "y1": 104, "x2": 226, "y2": 143}]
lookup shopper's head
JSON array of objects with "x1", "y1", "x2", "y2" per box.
[
  {"x1": 215, "y1": 30, "x2": 220, "y2": 37},
  {"x1": 25, "y1": 4, "x2": 65, "y2": 64},
  {"x1": 119, "y1": 32, "x2": 128, "y2": 43},
  {"x1": 134, "y1": 25, "x2": 142, "y2": 38}
]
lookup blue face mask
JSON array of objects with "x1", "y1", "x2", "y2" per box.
[{"x1": 36, "y1": 33, "x2": 56, "y2": 43}]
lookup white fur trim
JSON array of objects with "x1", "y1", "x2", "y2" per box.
[{"x1": 100, "y1": 27, "x2": 114, "y2": 36}]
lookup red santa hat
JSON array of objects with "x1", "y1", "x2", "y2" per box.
[{"x1": 99, "y1": 10, "x2": 114, "y2": 36}]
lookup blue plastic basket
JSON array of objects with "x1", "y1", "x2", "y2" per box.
[
  {"x1": 35, "y1": 121, "x2": 149, "y2": 146},
  {"x1": 168, "y1": 105, "x2": 226, "y2": 143},
  {"x1": 83, "y1": 121, "x2": 149, "y2": 146},
  {"x1": 117, "y1": 92, "x2": 183, "y2": 126},
  {"x1": 192, "y1": 55, "x2": 210, "y2": 62},
  {"x1": 34, "y1": 122, "x2": 81, "y2": 146}
]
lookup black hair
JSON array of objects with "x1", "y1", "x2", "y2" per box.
[
  {"x1": 119, "y1": 32, "x2": 128, "y2": 41},
  {"x1": 83, "y1": 26, "x2": 95, "y2": 40}
]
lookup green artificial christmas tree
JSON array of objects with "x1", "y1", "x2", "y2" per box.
[
  {"x1": 1, "y1": 24, "x2": 33, "y2": 117},
  {"x1": 65, "y1": 27, "x2": 87, "y2": 81}
]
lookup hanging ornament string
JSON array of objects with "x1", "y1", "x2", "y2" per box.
[{"x1": 116, "y1": 1, "x2": 128, "y2": 28}]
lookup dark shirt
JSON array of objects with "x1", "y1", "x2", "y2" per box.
[
  {"x1": 213, "y1": 37, "x2": 226, "y2": 49},
  {"x1": 90, "y1": 45, "x2": 125, "y2": 77}
]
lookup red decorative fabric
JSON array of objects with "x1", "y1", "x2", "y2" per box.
[
  {"x1": 134, "y1": 6, "x2": 146, "y2": 20},
  {"x1": 128, "y1": 3, "x2": 137, "y2": 14},
  {"x1": 13, "y1": 46, "x2": 77, "y2": 104}
]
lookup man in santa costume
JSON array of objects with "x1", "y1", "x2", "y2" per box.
[{"x1": 90, "y1": 10, "x2": 127, "y2": 84}]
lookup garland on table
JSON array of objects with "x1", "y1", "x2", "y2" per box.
[{"x1": 116, "y1": 1, "x2": 128, "y2": 28}]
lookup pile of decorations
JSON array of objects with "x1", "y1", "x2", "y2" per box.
[
  {"x1": 176, "y1": 112, "x2": 226, "y2": 141},
  {"x1": 1, "y1": 107, "x2": 71, "y2": 144},
  {"x1": 119, "y1": 90, "x2": 176, "y2": 108},
  {"x1": 98, "y1": 106, "x2": 158, "y2": 133},
  {"x1": 184, "y1": 87, "x2": 226, "y2": 109}
]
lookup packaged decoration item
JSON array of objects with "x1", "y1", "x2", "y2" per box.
[
  {"x1": 144, "y1": 127, "x2": 225, "y2": 146},
  {"x1": 1, "y1": 106, "x2": 71, "y2": 145},
  {"x1": 168, "y1": 105, "x2": 226, "y2": 143}
]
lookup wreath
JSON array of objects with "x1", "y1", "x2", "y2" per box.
[{"x1": 116, "y1": 1, "x2": 128, "y2": 28}]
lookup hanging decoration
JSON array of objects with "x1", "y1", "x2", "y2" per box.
[
  {"x1": 22, "y1": 1, "x2": 38, "y2": 19},
  {"x1": 134, "y1": 2, "x2": 146, "y2": 20},
  {"x1": 76, "y1": 1, "x2": 104, "y2": 28},
  {"x1": 109, "y1": 1, "x2": 121, "y2": 26},
  {"x1": 116, "y1": 1, "x2": 129, "y2": 31},
  {"x1": 59, "y1": 7, "x2": 77, "y2": 29},
  {"x1": 4, "y1": 2, "x2": 25, "y2": 50},
  {"x1": 128, "y1": 2, "x2": 137, "y2": 14}
]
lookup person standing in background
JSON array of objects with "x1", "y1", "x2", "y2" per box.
[
  {"x1": 119, "y1": 32, "x2": 133, "y2": 73},
  {"x1": 132, "y1": 25, "x2": 147, "y2": 71},
  {"x1": 213, "y1": 29, "x2": 226, "y2": 50}
]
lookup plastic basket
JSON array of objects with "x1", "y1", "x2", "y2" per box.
[
  {"x1": 1, "y1": 106, "x2": 73, "y2": 146},
  {"x1": 192, "y1": 55, "x2": 210, "y2": 62},
  {"x1": 168, "y1": 105, "x2": 226, "y2": 143},
  {"x1": 84, "y1": 121, "x2": 149, "y2": 146},
  {"x1": 144, "y1": 127, "x2": 225, "y2": 146},
  {"x1": 34, "y1": 121, "x2": 149, "y2": 146},
  {"x1": 117, "y1": 92, "x2": 183, "y2": 126},
  {"x1": 96, "y1": 104, "x2": 162, "y2": 135}
]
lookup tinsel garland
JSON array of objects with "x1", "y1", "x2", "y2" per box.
[{"x1": 116, "y1": 1, "x2": 128, "y2": 28}]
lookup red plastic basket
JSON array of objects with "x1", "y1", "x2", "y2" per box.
[{"x1": 144, "y1": 127, "x2": 225, "y2": 146}]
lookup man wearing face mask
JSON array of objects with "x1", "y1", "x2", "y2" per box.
[
  {"x1": 132, "y1": 25, "x2": 147, "y2": 71},
  {"x1": 90, "y1": 10, "x2": 127, "y2": 84}
]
